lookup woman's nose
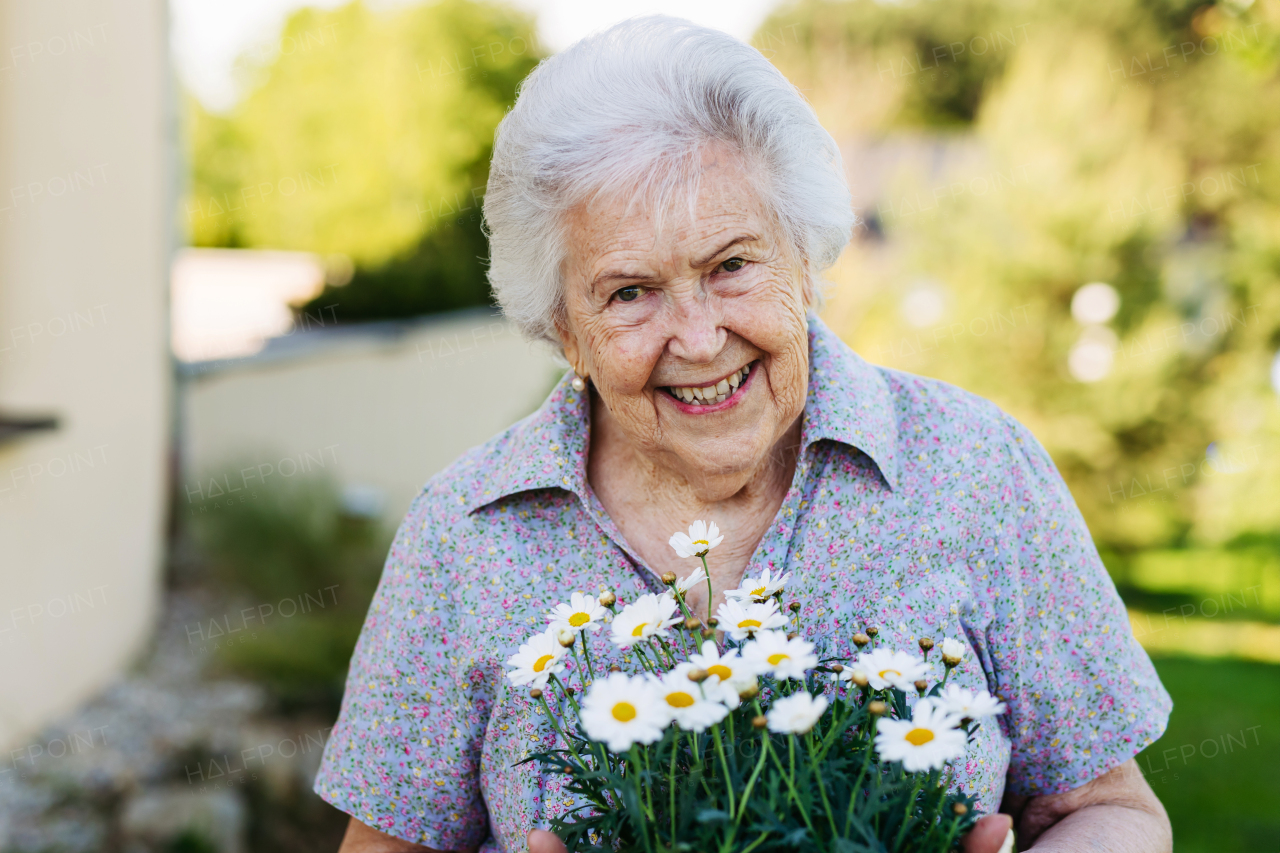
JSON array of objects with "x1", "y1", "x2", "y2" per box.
[{"x1": 664, "y1": 291, "x2": 724, "y2": 364}]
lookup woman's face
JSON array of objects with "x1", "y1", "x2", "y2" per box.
[{"x1": 558, "y1": 144, "x2": 812, "y2": 493}]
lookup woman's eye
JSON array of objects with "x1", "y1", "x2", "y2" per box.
[
  {"x1": 613, "y1": 285, "x2": 642, "y2": 303},
  {"x1": 720, "y1": 257, "x2": 746, "y2": 273}
]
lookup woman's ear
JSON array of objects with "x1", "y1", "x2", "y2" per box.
[{"x1": 555, "y1": 316, "x2": 588, "y2": 378}]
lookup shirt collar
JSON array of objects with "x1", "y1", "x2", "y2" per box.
[{"x1": 463, "y1": 315, "x2": 898, "y2": 514}]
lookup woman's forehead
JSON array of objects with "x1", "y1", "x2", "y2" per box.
[{"x1": 564, "y1": 156, "x2": 774, "y2": 272}]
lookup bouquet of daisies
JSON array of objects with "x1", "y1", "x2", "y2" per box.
[{"x1": 505, "y1": 521, "x2": 1007, "y2": 853}]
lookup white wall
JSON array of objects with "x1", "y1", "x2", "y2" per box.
[
  {"x1": 181, "y1": 311, "x2": 561, "y2": 525},
  {"x1": 0, "y1": 1, "x2": 171, "y2": 746}
]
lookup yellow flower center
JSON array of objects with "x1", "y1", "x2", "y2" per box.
[
  {"x1": 693, "y1": 539, "x2": 709, "y2": 546},
  {"x1": 905, "y1": 728, "x2": 935, "y2": 746},
  {"x1": 611, "y1": 702, "x2": 637, "y2": 722},
  {"x1": 533, "y1": 654, "x2": 554, "y2": 672},
  {"x1": 569, "y1": 612, "x2": 590, "y2": 627},
  {"x1": 767, "y1": 653, "x2": 790, "y2": 666},
  {"x1": 879, "y1": 668, "x2": 901, "y2": 679},
  {"x1": 631, "y1": 624, "x2": 647, "y2": 637},
  {"x1": 666, "y1": 692, "x2": 695, "y2": 708},
  {"x1": 751, "y1": 586, "x2": 768, "y2": 597},
  {"x1": 707, "y1": 665, "x2": 732, "y2": 681},
  {"x1": 739, "y1": 619, "x2": 762, "y2": 628}
]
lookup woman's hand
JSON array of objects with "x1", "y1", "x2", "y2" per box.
[{"x1": 528, "y1": 815, "x2": 1014, "y2": 853}]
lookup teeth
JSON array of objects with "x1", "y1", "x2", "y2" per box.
[{"x1": 669, "y1": 363, "x2": 752, "y2": 406}]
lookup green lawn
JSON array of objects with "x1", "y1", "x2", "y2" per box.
[{"x1": 1138, "y1": 656, "x2": 1280, "y2": 853}]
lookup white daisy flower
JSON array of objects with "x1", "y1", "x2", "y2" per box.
[
  {"x1": 939, "y1": 637, "x2": 966, "y2": 663},
  {"x1": 688, "y1": 640, "x2": 760, "y2": 707},
  {"x1": 937, "y1": 684, "x2": 1006, "y2": 721},
  {"x1": 652, "y1": 665, "x2": 730, "y2": 733},
  {"x1": 715, "y1": 597, "x2": 788, "y2": 642},
  {"x1": 505, "y1": 627, "x2": 568, "y2": 688},
  {"x1": 668, "y1": 520, "x2": 724, "y2": 559},
  {"x1": 875, "y1": 698, "x2": 967, "y2": 771},
  {"x1": 609, "y1": 592, "x2": 681, "y2": 648},
  {"x1": 740, "y1": 630, "x2": 818, "y2": 681},
  {"x1": 547, "y1": 592, "x2": 608, "y2": 634},
  {"x1": 766, "y1": 691, "x2": 829, "y2": 735},
  {"x1": 580, "y1": 671, "x2": 668, "y2": 752},
  {"x1": 675, "y1": 564, "x2": 708, "y2": 596},
  {"x1": 836, "y1": 663, "x2": 869, "y2": 684},
  {"x1": 724, "y1": 567, "x2": 792, "y2": 603},
  {"x1": 855, "y1": 648, "x2": 930, "y2": 692}
]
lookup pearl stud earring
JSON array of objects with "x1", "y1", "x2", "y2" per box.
[{"x1": 571, "y1": 374, "x2": 586, "y2": 392}]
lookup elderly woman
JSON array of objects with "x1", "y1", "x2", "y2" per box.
[{"x1": 316, "y1": 17, "x2": 1172, "y2": 853}]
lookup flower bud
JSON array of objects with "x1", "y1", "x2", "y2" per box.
[
  {"x1": 684, "y1": 617, "x2": 702, "y2": 631},
  {"x1": 565, "y1": 687, "x2": 575, "y2": 696},
  {"x1": 738, "y1": 682, "x2": 760, "y2": 701},
  {"x1": 918, "y1": 637, "x2": 934, "y2": 654},
  {"x1": 830, "y1": 664, "x2": 844, "y2": 674},
  {"x1": 701, "y1": 628, "x2": 716, "y2": 640},
  {"x1": 557, "y1": 629, "x2": 576, "y2": 647},
  {"x1": 608, "y1": 665, "x2": 622, "y2": 673},
  {"x1": 851, "y1": 669, "x2": 869, "y2": 688},
  {"x1": 598, "y1": 590, "x2": 617, "y2": 608},
  {"x1": 752, "y1": 715, "x2": 768, "y2": 730},
  {"x1": 786, "y1": 632, "x2": 798, "y2": 641},
  {"x1": 852, "y1": 633, "x2": 871, "y2": 648},
  {"x1": 787, "y1": 601, "x2": 801, "y2": 613},
  {"x1": 913, "y1": 679, "x2": 928, "y2": 695},
  {"x1": 865, "y1": 626, "x2": 879, "y2": 638},
  {"x1": 686, "y1": 668, "x2": 709, "y2": 683},
  {"x1": 707, "y1": 617, "x2": 719, "y2": 628},
  {"x1": 953, "y1": 803, "x2": 968, "y2": 816},
  {"x1": 867, "y1": 700, "x2": 888, "y2": 717},
  {"x1": 661, "y1": 571, "x2": 677, "y2": 585},
  {"x1": 529, "y1": 688, "x2": 543, "y2": 700}
]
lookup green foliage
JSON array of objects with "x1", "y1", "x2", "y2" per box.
[
  {"x1": 184, "y1": 0, "x2": 542, "y2": 321},
  {"x1": 188, "y1": 474, "x2": 389, "y2": 713},
  {"x1": 534, "y1": 684, "x2": 978, "y2": 853},
  {"x1": 761, "y1": 0, "x2": 1280, "y2": 557},
  {"x1": 1138, "y1": 656, "x2": 1280, "y2": 852}
]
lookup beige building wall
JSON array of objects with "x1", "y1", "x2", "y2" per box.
[
  {"x1": 0, "y1": 1, "x2": 171, "y2": 746},
  {"x1": 182, "y1": 311, "x2": 561, "y2": 525}
]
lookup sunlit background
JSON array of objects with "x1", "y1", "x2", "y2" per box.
[{"x1": 2, "y1": 0, "x2": 1278, "y2": 850}]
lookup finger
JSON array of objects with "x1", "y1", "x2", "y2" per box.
[
  {"x1": 527, "y1": 828, "x2": 568, "y2": 853},
  {"x1": 962, "y1": 813, "x2": 1014, "y2": 853}
]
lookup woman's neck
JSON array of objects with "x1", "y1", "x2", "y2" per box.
[{"x1": 586, "y1": 390, "x2": 802, "y2": 618}]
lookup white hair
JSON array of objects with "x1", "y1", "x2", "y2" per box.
[{"x1": 483, "y1": 15, "x2": 855, "y2": 346}]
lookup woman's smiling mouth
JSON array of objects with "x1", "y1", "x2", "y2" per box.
[{"x1": 662, "y1": 361, "x2": 755, "y2": 409}]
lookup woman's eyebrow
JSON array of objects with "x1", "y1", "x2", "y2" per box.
[
  {"x1": 694, "y1": 234, "x2": 757, "y2": 267},
  {"x1": 590, "y1": 269, "x2": 658, "y2": 295}
]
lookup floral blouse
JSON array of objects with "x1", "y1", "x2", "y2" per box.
[{"x1": 314, "y1": 316, "x2": 1171, "y2": 851}]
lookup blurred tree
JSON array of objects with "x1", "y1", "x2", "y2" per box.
[
  {"x1": 184, "y1": 0, "x2": 542, "y2": 321},
  {"x1": 760, "y1": 0, "x2": 1280, "y2": 561}
]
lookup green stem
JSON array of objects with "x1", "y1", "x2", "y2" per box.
[
  {"x1": 627, "y1": 746, "x2": 656, "y2": 853},
  {"x1": 712, "y1": 723, "x2": 737, "y2": 818},
  {"x1": 892, "y1": 776, "x2": 924, "y2": 851},
  {"x1": 768, "y1": 737, "x2": 817, "y2": 839},
  {"x1": 805, "y1": 731, "x2": 839, "y2": 838},
  {"x1": 536, "y1": 692, "x2": 586, "y2": 769},
  {"x1": 844, "y1": 716, "x2": 878, "y2": 835},
  {"x1": 700, "y1": 554, "x2": 714, "y2": 621},
  {"x1": 669, "y1": 737, "x2": 678, "y2": 844},
  {"x1": 579, "y1": 632, "x2": 598, "y2": 683}
]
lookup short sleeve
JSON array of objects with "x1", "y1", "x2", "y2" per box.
[
  {"x1": 974, "y1": 412, "x2": 1171, "y2": 797},
  {"x1": 313, "y1": 492, "x2": 492, "y2": 849}
]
